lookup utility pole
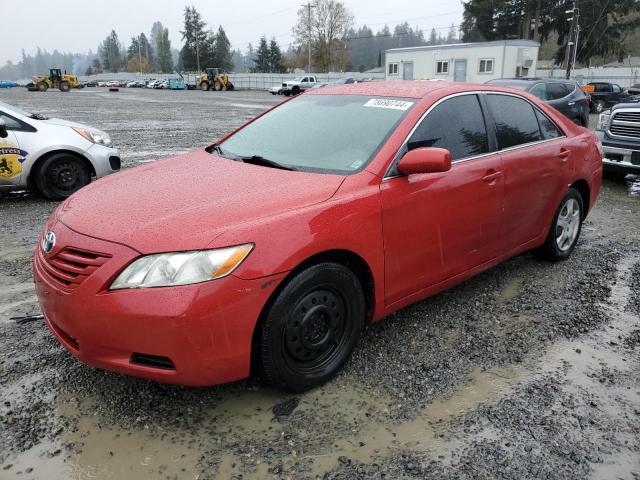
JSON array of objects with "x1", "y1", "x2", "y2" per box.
[
  {"x1": 302, "y1": 2, "x2": 314, "y2": 73},
  {"x1": 138, "y1": 35, "x2": 143, "y2": 75},
  {"x1": 564, "y1": 0, "x2": 579, "y2": 79},
  {"x1": 195, "y1": 31, "x2": 201, "y2": 73}
]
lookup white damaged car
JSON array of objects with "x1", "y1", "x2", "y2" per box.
[{"x1": 0, "y1": 100, "x2": 120, "y2": 199}]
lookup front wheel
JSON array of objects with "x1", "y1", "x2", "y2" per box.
[
  {"x1": 534, "y1": 188, "x2": 583, "y2": 261},
  {"x1": 200, "y1": 81, "x2": 209, "y2": 91},
  {"x1": 37, "y1": 81, "x2": 48, "y2": 92},
  {"x1": 593, "y1": 100, "x2": 605, "y2": 114},
  {"x1": 59, "y1": 81, "x2": 71, "y2": 92},
  {"x1": 35, "y1": 153, "x2": 91, "y2": 200},
  {"x1": 257, "y1": 262, "x2": 365, "y2": 392}
]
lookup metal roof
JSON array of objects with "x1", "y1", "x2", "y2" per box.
[{"x1": 386, "y1": 40, "x2": 540, "y2": 54}]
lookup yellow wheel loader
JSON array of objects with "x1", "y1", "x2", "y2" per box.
[
  {"x1": 29, "y1": 69, "x2": 81, "y2": 92},
  {"x1": 197, "y1": 68, "x2": 234, "y2": 91}
]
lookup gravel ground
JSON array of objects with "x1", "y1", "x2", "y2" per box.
[{"x1": 0, "y1": 88, "x2": 639, "y2": 480}]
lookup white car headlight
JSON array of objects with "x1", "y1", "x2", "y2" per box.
[
  {"x1": 73, "y1": 127, "x2": 113, "y2": 147},
  {"x1": 596, "y1": 112, "x2": 610, "y2": 131},
  {"x1": 110, "y1": 244, "x2": 253, "y2": 290}
]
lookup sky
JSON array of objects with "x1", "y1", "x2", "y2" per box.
[{"x1": 1, "y1": 0, "x2": 464, "y2": 65}]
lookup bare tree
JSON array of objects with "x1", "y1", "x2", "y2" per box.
[{"x1": 293, "y1": 0, "x2": 354, "y2": 72}]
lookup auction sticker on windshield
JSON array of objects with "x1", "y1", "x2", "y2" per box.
[{"x1": 363, "y1": 98, "x2": 414, "y2": 110}]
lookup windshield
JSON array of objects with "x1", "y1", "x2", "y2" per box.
[{"x1": 219, "y1": 94, "x2": 415, "y2": 173}]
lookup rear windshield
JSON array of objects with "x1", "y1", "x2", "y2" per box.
[{"x1": 220, "y1": 94, "x2": 415, "y2": 173}]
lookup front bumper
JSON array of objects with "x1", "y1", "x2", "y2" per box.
[
  {"x1": 85, "y1": 144, "x2": 121, "y2": 178},
  {"x1": 33, "y1": 220, "x2": 285, "y2": 386},
  {"x1": 600, "y1": 143, "x2": 640, "y2": 174}
]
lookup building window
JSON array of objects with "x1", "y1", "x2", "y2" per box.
[
  {"x1": 388, "y1": 63, "x2": 399, "y2": 75},
  {"x1": 436, "y1": 61, "x2": 449, "y2": 74},
  {"x1": 479, "y1": 59, "x2": 494, "y2": 74}
]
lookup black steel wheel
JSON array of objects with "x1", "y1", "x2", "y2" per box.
[
  {"x1": 257, "y1": 262, "x2": 365, "y2": 392},
  {"x1": 35, "y1": 153, "x2": 91, "y2": 200}
]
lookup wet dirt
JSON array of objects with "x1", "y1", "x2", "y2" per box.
[{"x1": 1, "y1": 89, "x2": 639, "y2": 479}]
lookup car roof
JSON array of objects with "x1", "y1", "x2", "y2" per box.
[{"x1": 305, "y1": 80, "x2": 556, "y2": 99}]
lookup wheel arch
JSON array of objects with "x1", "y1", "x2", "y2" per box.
[
  {"x1": 27, "y1": 149, "x2": 96, "y2": 191},
  {"x1": 570, "y1": 178, "x2": 590, "y2": 219},
  {"x1": 249, "y1": 248, "x2": 376, "y2": 376}
]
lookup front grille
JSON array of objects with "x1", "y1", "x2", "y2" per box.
[
  {"x1": 38, "y1": 247, "x2": 111, "y2": 291},
  {"x1": 609, "y1": 111, "x2": 640, "y2": 139},
  {"x1": 613, "y1": 112, "x2": 640, "y2": 122}
]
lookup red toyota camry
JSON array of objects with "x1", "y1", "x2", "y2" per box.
[{"x1": 33, "y1": 81, "x2": 602, "y2": 392}]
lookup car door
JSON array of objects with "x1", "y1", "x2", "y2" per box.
[
  {"x1": 380, "y1": 93, "x2": 504, "y2": 304},
  {"x1": 0, "y1": 111, "x2": 30, "y2": 186},
  {"x1": 484, "y1": 93, "x2": 570, "y2": 250}
]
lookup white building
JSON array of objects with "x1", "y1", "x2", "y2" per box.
[{"x1": 385, "y1": 40, "x2": 540, "y2": 83}]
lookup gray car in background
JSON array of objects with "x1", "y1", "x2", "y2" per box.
[{"x1": 486, "y1": 78, "x2": 591, "y2": 127}]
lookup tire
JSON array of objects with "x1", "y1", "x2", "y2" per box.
[
  {"x1": 593, "y1": 100, "x2": 605, "y2": 114},
  {"x1": 292, "y1": 86, "x2": 300, "y2": 95},
  {"x1": 59, "y1": 81, "x2": 71, "y2": 92},
  {"x1": 37, "y1": 81, "x2": 48, "y2": 92},
  {"x1": 34, "y1": 153, "x2": 91, "y2": 200},
  {"x1": 200, "y1": 81, "x2": 210, "y2": 91},
  {"x1": 534, "y1": 188, "x2": 583, "y2": 261},
  {"x1": 214, "y1": 81, "x2": 222, "y2": 91},
  {"x1": 257, "y1": 262, "x2": 365, "y2": 392}
]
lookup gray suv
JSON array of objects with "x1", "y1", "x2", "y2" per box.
[{"x1": 487, "y1": 78, "x2": 590, "y2": 127}]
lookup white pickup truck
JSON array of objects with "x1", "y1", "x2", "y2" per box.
[{"x1": 281, "y1": 76, "x2": 317, "y2": 96}]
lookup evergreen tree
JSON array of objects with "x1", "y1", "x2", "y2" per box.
[
  {"x1": 254, "y1": 36, "x2": 270, "y2": 73},
  {"x1": 99, "y1": 30, "x2": 123, "y2": 72},
  {"x1": 180, "y1": 6, "x2": 207, "y2": 71},
  {"x1": 268, "y1": 38, "x2": 286, "y2": 73},
  {"x1": 156, "y1": 27, "x2": 173, "y2": 73},
  {"x1": 213, "y1": 26, "x2": 233, "y2": 71}
]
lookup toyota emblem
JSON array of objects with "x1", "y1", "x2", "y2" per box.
[{"x1": 42, "y1": 231, "x2": 56, "y2": 253}]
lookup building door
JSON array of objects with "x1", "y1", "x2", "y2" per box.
[
  {"x1": 402, "y1": 62, "x2": 414, "y2": 80},
  {"x1": 454, "y1": 59, "x2": 467, "y2": 82}
]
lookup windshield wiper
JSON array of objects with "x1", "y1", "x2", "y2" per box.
[
  {"x1": 239, "y1": 155, "x2": 296, "y2": 171},
  {"x1": 29, "y1": 113, "x2": 48, "y2": 120}
]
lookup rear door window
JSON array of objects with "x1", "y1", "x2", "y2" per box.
[
  {"x1": 486, "y1": 94, "x2": 542, "y2": 149},
  {"x1": 530, "y1": 83, "x2": 547, "y2": 100},
  {"x1": 535, "y1": 110, "x2": 562, "y2": 140},
  {"x1": 406, "y1": 94, "x2": 489, "y2": 161},
  {"x1": 547, "y1": 83, "x2": 569, "y2": 100}
]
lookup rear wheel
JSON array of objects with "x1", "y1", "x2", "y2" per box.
[
  {"x1": 200, "y1": 81, "x2": 210, "y2": 91},
  {"x1": 257, "y1": 262, "x2": 365, "y2": 392},
  {"x1": 59, "y1": 81, "x2": 71, "y2": 92},
  {"x1": 35, "y1": 153, "x2": 91, "y2": 200},
  {"x1": 534, "y1": 188, "x2": 583, "y2": 261},
  {"x1": 37, "y1": 81, "x2": 48, "y2": 92},
  {"x1": 214, "y1": 80, "x2": 223, "y2": 91}
]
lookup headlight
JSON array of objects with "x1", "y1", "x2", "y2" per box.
[
  {"x1": 596, "y1": 112, "x2": 610, "y2": 131},
  {"x1": 109, "y1": 244, "x2": 253, "y2": 290},
  {"x1": 73, "y1": 127, "x2": 112, "y2": 147}
]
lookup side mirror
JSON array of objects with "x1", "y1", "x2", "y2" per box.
[
  {"x1": 0, "y1": 118, "x2": 7, "y2": 139},
  {"x1": 397, "y1": 147, "x2": 451, "y2": 175}
]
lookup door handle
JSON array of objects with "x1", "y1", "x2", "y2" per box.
[
  {"x1": 558, "y1": 148, "x2": 570, "y2": 162},
  {"x1": 568, "y1": 101, "x2": 576, "y2": 106},
  {"x1": 482, "y1": 169, "x2": 502, "y2": 183}
]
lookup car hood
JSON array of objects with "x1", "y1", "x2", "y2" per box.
[
  {"x1": 57, "y1": 149, "x2": 345, "y2": 253},
  {"x1": 41, "y1": 117, "x2": 104, "y2": 132}
]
